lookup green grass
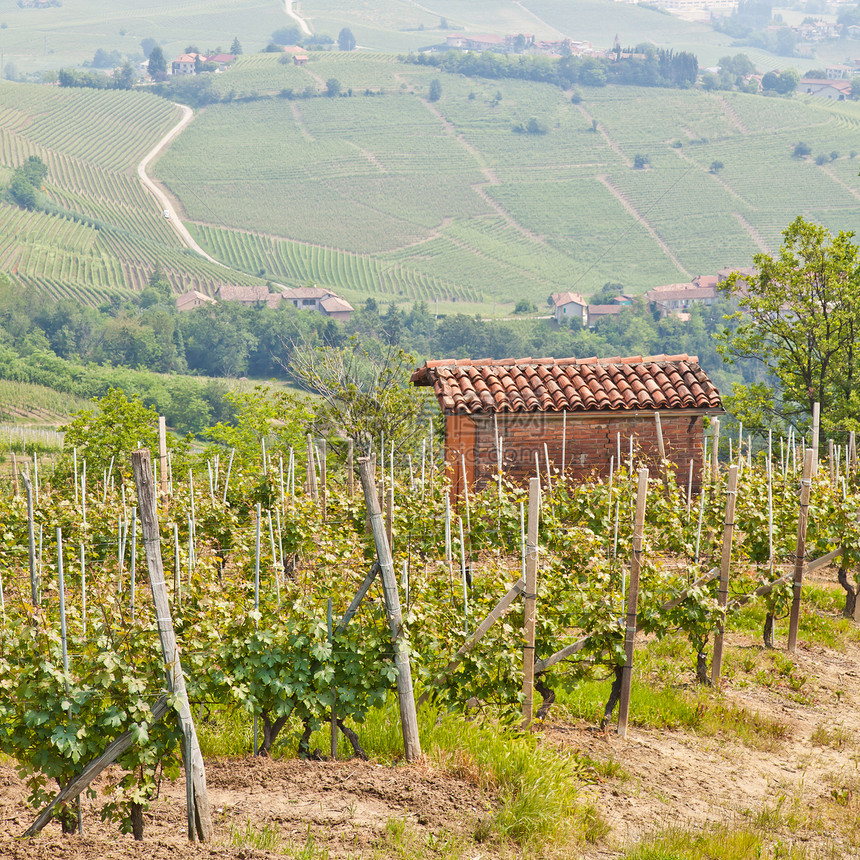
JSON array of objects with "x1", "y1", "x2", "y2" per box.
[{"x1": 621, "y1": 823, "x2": 811, "y2": 859}]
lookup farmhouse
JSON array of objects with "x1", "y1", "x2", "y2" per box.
[
  {"x1": 411, "y1": 354, "x2": 722, "y2": 495},
  {"x1": 799, "y1": 78, "x2": 852, "y2": 99},
  {"x1": 281, "y1": 286, "x2": 354, "y2": 321},
  {"x1": 176, "y1": 290, "x2": 216, "y2": 312},
  {"x1": 550, "y1": 291, "x2": 587, "y2": 325},
  {"x1": 644, "y1": 280, "x2": 718, "y2": 317}
]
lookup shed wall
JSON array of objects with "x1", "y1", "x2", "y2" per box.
[{"x1": 443, "y1": 411, "x2": 707, "y2": 492}]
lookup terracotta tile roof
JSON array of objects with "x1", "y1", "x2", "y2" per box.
[
  {"x1": 551, "y1": 291, "x2": 587, "y2": 308},
  {"x1": 411, "y1": 354, "x2": 722, "y2": 414}
]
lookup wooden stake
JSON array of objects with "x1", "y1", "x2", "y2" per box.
[
  {"x1": 711, "y1": 465, "x2": 739, "y2": 686},
  {"x1": 357, "y1": 457, "x2": 421, "y2": 761},
  {"x1": 131, "y1": 449, "x2": 213, "y2": 841},
  {"x1": 22, "y1": 469, "x2": 37, "y2": 605},
  {"x1": 654, "y1": 412, "x2": 666, "y2": 463},
  {"x1": 811, "y1": 402, "x2": 820, "y2": 476},
  {"x1": 850, "y1": 430, "x2": 857, "y2": 473},
  {"x1": 787, "y1": 449, "x2": 814, "y2": 652},
  {"x1": 158, "y1": 417, "x2": 168, "y2": 497},
  {"x1": 617, "y1": 467, "x2": 649, "y2": 738},
  {"x1": 522, "y1": 477, "x2": 540, "y2": 729},
  {"x1": 328, "y1": 598, "x2": 337, "y2": 760},
  {"x1": 711, "y1": 417, "x2": 720, "y2": 482},
  {"x1": 829, "y1": 439, "x2": 835, "y2": 485}
]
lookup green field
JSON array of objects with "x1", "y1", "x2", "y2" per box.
[
  {"x1": 150, "y1": 52, "x2": 860, "y2": 303},
  {"x1": 4, "y1": 47, "x2": 860, "y2": 309}
]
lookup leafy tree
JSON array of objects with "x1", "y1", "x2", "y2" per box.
[
  {"x1": 8, "y1": 156, "x2": 47, "y2": 210},
  {"x1": 92, "y1": 48, "x2": 122, "y2": 69},
  {"x1": 718, "y1": 217, "x2": 860, "y2": 433},
  {"x1": 710, "y1": 160, "x2": 724, "y2": 173},
  {"x1": 140, "y1": 38, "x2": 157, "y2": 58},
  {"x1": 62, "y1": 388, "x2": 159, "y2": 481},
  {"x1": 853, "y1": 77, "x2": 860, "y2": 100},
  {"x1": 287, "y1": 340, "x2": 426, "y2": 454},
  {"x1": 633, "y1": 153, "x2": 650, "y2": 169},
  {"x1": 428, "y1": 78, "x2": 442, "y2": 101},
  {"x1": 793, "y1": 141, "x2": 811, "y2": 158},
  {"x1": 338, "y1": 27, "x2": 356, "y2": 51},
  {"x1": 325, "y1": 77, "x2": 341, "y2": 97},
  {"x1": 271, "y1": 26, "x2": 301, "y2": 45},
  {"x1": 230, "y1": 36, "x2": 242, "y2": 55},
  {"x1": 147, "y1": 46, "x2": 167, "y2": 80},
  {"x1": 514, "y1": 298, "x2": 536, "y2": 314},
  {"x1": 113, "y1": 61, "x2": 137, "y2": 90},
  {"x1": 816, "y1": 153, "x2": 828, "y2": 165}
]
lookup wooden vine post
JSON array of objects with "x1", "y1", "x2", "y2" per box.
[
  {"x1": 131, "y1": 449, "x2": 212, "y2": 841},
  {"x1": 522, "y1": 477, "x2": 540, "y2": 729},
  {"x1": 711, "y1": 465, "x2": 739, "y2": 686},
  {"x1": 347, "y1": 438, "x2": 355, "y2": 498},
  {"x1": 710, "y1": 417, "x2": 720, "y2": 483},
  {"x1": 617, "y1": 467, "x2": 649, "y2": 738},
  {"x1": 158, "y1": 417, "x2": 168, "y2": 498},
  {"x1": 357, "y1": 456, "x2": 421, "y2": 762},
  {"x1": 811, "y1": 403, "x2": 820, "y2": 476},
  {"x1": 787, "y1": 449, "x2": 814, "y2": 652}
]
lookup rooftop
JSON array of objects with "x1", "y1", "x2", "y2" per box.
[{"x1": 411, "y1": 354, "x2": 722, "y2": 414}]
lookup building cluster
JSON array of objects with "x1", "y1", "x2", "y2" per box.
[
  {"x1": 176, "y1": 285, "x2": 354, "y2": 321},
  {"x1": 550, "y1": 267, "x2": 754, "y2": 327},
  {"x1": 170, "y1": 52, "x2": 236, "y2": 75}
]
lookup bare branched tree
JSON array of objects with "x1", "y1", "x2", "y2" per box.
[{"x1": 284, "y1": 337, "x2": 429, "y2": 455}]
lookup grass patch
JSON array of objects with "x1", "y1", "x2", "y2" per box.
[
  {"x1": 622, "y1": 822, "x2": 811, "y2": 859},
  {"x1": 811, "y1": 722, "x2": 855, "y2": 751},
  {"x1": 557, "y1": 675, "x2": 789, "y2": 751},
  {"x1": 229, "y1": 818, "x2": 282, "y2": 851}
]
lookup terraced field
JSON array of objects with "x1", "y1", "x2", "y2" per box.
[
  {"x1": 0, "y1": 80, "x2": 265, "y2": 305},
  {"x1": 7, "y1": 50, "x2": 860, "y2": 310}
]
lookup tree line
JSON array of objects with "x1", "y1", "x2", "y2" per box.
[
  {"x1": 403, "y1": 45, "x2": 699, "y2": 90},
  {"x1": 0, "y1": 265, "x2": 755, "y2": 436}
]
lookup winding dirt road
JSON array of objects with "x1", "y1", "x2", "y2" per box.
[
  {"x1": 136, "y1": 103, "x2": 227, "y2": 269},
  {"x1": 286, "y1": 0, "x2": 312, "y2": 37}
]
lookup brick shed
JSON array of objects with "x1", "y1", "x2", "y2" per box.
[{"x1": 410, "y1": 354, "x2": 723, "y2": 494}]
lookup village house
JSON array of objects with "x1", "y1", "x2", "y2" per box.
[
  {"x1": 281, "y1": 286, "x2": 354, "y2": 321},
  {"x1": 445, "y1": 33, "x2": 506, "y2": 51},
  {"x1": 586, "y1": 304, "x2": 622, "y2": 325},
  {"x1": 216, "y1": 285, "x2": 281, "y2": 308},
  {"x1": 176, "y1": 284, "x2": 353, "y2": 320},
  {"x1": 171, "y1": 52, "x2": 235, "y2": 75},
  {"x1": 411, "y1": 354, "x2": 723, "y2": 496},
  {"x1": 799, "y1": 78, "x2": 852, "y2": 99},
  {"x1": 550, "y1": 291, "x2": 587, "y2": 325},
  {"x1": 644, "y1": 279, "x2": 718, "y2": 317},
  {"x1": 175, "y1": 290, "x2": 216, "y2": 312}
]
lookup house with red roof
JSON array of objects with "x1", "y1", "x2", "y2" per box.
[{"x1": 412, "y1": 354, "x2": 723, "y2": 494}]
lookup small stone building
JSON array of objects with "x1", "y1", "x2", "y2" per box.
[{"x1": 411, "y1": 354, "x2": 723, "y2": 494}]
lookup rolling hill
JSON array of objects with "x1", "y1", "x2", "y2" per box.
[{"x1": 3, "y1": 51, "x2": 860, "y2": 311}]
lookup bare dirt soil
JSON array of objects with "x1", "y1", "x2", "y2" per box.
[{"x1": 0, "y1": 756, "x2": 496, "y2": 859}]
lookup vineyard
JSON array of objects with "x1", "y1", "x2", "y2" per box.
[
  {"x1": 1, "y1": 389, "x2": 860, "y2": 857},
  {"x1": 0, "y1": 81, "x2": 267, "y2": 304},
  {"x1": 153, "y1": 53, "x2": 860, "y2": 305}
]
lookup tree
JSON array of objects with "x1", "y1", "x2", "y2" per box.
[
  {"x1": 717, "y1": 217, "x2": 860, "y2": 433},
  {"x1": 428, "y1": 78, "x2": 442, "y2": 101},
  {"x1": 271, "y1": 26, "x2": 301, "y2": 45},
  {"x1": 325, "y1": 77, "x2": 341, "y2": 97},
  {"x1": 147, "y1": 46, "x2": 167, "y2": 80},
  {"x1": 793, "y1": 141, "x2": 811, "y2": 158},
  {"x1": 852, "y1": 77, "x2": 860, "y2": 100},
  {"x1": 287, "y1": 340, "x2": 426, "y2": 454},
  {"x1": 230, "y1": 37, "x2": 242, "y2": 55},
  {"x1": 633, "y1": 153, "x2": 650, "y2": 169},
  {"x1": 710, "y1": 160, "x2": 724, "y2": 173},
  {"x1": 113, "y1": 61, "x2": 137, "y2": 90},
  {"x1": 9, "y1": 156, "x2": 47, "y2": 210},
  {"x1": 337, "y1": 27, "x2": 356, "y2": 51},
  {"x1": 140, "y1": 38, "x2": 158, "y2": 58}
]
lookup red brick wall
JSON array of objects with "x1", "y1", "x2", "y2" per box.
[{"x1": 444, "y1": 410, "x2": 708, "y2": 493}]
